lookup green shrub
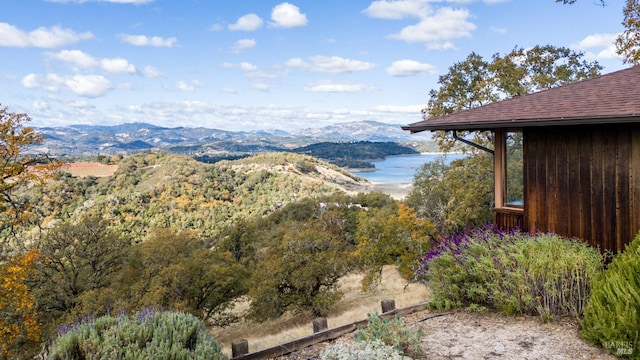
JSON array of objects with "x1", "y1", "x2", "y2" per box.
[
  {"x1": 415, "y1": 226, "x2": 603, "y2": 322},
  {"x1": 320, "y1": 339, "x2": 407, "y2": 360},
  {"x1": 580, "y1": 233, "x2": 640, "y2": 358},
  {"x1": 46, "y1": 308, "x2": 227, "y2": 360},
  {"x1": 354, "y1": 313, "x2": 423, "y2": 358},
  {"x1": 495, "y1": 233, "x2": 603, "y2": 321}
]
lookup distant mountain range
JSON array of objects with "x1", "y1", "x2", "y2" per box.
[{"x1": 33, "y1": 120, "x2": 432, "y2": 157}]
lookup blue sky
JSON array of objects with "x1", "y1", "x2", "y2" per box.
[{"x1": 0, "y1": 0, "x2": 627, "y2": 131}]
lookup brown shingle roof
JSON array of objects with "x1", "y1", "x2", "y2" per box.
[{"x1": 403, "y1": 66, "x2": 640, "y2": 133}]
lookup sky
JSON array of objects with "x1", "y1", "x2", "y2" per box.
[{"x1": 0, "y1": 0, "x2": 628, "y2": 132}]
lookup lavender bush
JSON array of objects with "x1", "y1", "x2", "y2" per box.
[
  {"x1": 46, "y1": 307, "x2": 227, "y2": 359},
  {"x1": 415, "y1": 225, "x2": 603, "y2": 322}
]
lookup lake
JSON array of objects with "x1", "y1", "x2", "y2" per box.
[{"x1": 351, "y1": 153, "x2": 465, "y2": 184}]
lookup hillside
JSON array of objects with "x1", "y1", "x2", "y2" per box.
[{"x1": 24, "y1": 152, "x2": 372, "y2": 240}]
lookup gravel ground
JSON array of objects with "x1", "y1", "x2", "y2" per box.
[{"x1": 275, "y1": 310, "x2": 615, "y2": 360}]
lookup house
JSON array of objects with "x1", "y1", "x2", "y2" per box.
[{"x1": 403, "y1": 66, "x2": 640, "y2": 253}]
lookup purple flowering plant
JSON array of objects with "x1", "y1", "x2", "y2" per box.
[
  {"x1": 415, "y1": 223, "x2": 520, "y2": 279},
  {"x1": 414, "y1": 223, "x2": 603, "y2": 320}
]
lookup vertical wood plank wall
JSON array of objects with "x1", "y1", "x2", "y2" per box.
[{"x1": 524, "y1": 124, "x2": 640, "y2": 253}]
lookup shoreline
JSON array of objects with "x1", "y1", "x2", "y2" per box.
[{"x1": 371, "y1": 183, "x2": 413, "y2": 200}]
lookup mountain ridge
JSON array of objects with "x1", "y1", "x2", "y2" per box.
[{"x1": 33, "y1": 120, "x2": 432, "y2": 156}]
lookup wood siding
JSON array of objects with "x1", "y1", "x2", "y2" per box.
[
  {"x1": 494, "y1": 208, "x2": 524, "y2": 231},
  {"x1": 524, "y1": 124, "x2": 640, "y2": 252}
]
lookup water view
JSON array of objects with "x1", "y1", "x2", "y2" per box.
[{"x1": 351, "y1": 153, "x2": 465, "y2": 184}]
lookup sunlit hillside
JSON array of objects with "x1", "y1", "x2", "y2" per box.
[{"x1": 18, "y1": 152, "x2": 373, "y2": 241}]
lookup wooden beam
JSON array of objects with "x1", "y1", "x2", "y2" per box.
[{"x1": 231, "y1": 303, "x2": 427, "y2": 360}]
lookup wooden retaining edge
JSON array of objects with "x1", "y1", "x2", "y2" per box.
[{"x1": 232, "y1": 303, "x2": 428, "y2": 360}]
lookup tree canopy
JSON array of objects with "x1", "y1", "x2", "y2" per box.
[
  {"x1": 423, "y1": 45, "x2": 602, "y2": 153},
  {"x1": 0, "y1": 106, "x2": 59, "y2": 242},
  {"x1": 409, "y1": 46, "x2": 601, "y2": 232}
]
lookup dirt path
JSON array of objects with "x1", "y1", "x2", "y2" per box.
[
  {"x1": 411, "y1": 310, "x2": 613, "y2": 360},
  {"x1": 278, "y1": 310, "x2": 614, "y2": 360}
]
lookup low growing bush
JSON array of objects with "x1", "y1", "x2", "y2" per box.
[
  {"x1": 416, "y1": 225, "x2": 603, "y2": 322},
  {"x1": 354, "y1": 313, "x2": 423, "y2": 358},
  {"x1": 46, "y1": 308, "x2": 227, "y2": 360},
  {"x1": 320, "y1": 339, "x2": 407, "y2": 360},
  {"x1": 580, "y1": 232, "x2": 640, "y2": 358}
]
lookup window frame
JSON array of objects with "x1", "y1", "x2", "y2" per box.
[{"x1": 494, "y1": 128, "x2": 524, "y2": 211}]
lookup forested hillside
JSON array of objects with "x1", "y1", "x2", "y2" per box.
[
  {"x1": 3, "y1": 151, "x2": 436, "y2": 358},
  {"x1": 18, "y1": 152, "x2": 371, "y2": 241}
]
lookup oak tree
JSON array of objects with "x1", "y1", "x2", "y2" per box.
[
  {"x1": 0, "y1": 249, "x2": 40, "y2": 360},
  {"x1": 355, "y1": 203, "x2": 434, "y2": 289},
  {"x1": 0, "y1": 106, "x2": 59, "y2": 234},
  {"x1": 426, "y1": 46, "x2": 602, "y2": 152},
  {"x1": 31, "y1": 214, "x2": 130, "y2": 320},
  {"x1": 113, "y1": 228, "x2": 247, "y2": 326},
  {"x1": 411, "y1": 46, "x2": 600, "y2": 231},
  {"x1": 248, "y1": 221, "x2": 352, "y2": 321}
]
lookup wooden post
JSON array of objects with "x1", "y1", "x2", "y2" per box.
[
  {"x1": 381, "y1": 299, "x2": 396, "y2": 313},
  {"x1": 313, "y1": 317, "x2": 328, "y2": 333},
  {"x1": 232, "y1": 339, "x2": 249, "y2": 358}
]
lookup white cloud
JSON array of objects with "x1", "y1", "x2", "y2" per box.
[
  {"x1": 32, "y1": 100, "x2": 52, "y2": 113},
  {"x1": 572, "y1": 33, "x2": 621, "y2": 61},
  {"x1": 390, "y1": 7, "x2": 475, "y2": 46},
  {"x1": 48, "y1": 49, "x2": 96, "y2": 68},
  {"x1": 285, "y1": 56, "x2": 375, "y2": 74},
  {"x1": 270, "y1": 2, "x2": 308, "y2": 28},
  {"x1": 176, "y1": 80, "x2": 203, "y2": 92},
  {"x1": 364, "y1": 1, "x2": 476, "y2": 49},
  {"x1": 26, "y1": 98, "x2": 430, "y2": 131},
  {"x1": 304, "y1": 80, "x2": 374, "y2": 93},
  {"x1": 55, "y1": 74, "x2": 112, "y2": 97},
  {"x1": 363, "y1": 0, "x2": 429, "y2": 20},
  {"x1": 22, "y1": 73, "x2": 112, "y2": 97},
  {"x1": 142, "y1": 65, "x2": 165, "y2": 78},
  {"x1": 221, "y1": 62, "x2": 258, "y2": 72},
  {"x1": 229, "y1": 13, "x2": 263, "y2": 31},
  {"x1": 119, "y1": 34, "x2": 177, "y2": 47},
  {"x1": 20, "y1": 74, "x2": 37, "y2": 87},
  {"x1": 573, "y1": 33, "x2": 618, "y2": 50},
  {"x1": 386, "y1": 59, "x2": 436, "y2": 76},
  {"x1": 48, "y1": 49, "x2": 137, "y2": 74},
  {"x1": 230, "y1": 38, "x2": 257, "y2": 53},
  {"x1": 100, "y1": 58, "x2": 136, "y2": 74},
  {"x1": 0, "y1": 23, "x2": 93, "y2": 48}
]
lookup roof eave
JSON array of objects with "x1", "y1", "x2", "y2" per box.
[{"x1": 403, "y1": 114, "x2": 640, "y2": 133}]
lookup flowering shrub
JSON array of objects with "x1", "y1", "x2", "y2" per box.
[
  {"x1": 415, "y1": 225, "x2": 603, "y2": 322},
  {"x1": 46, "y1": 308, "x2": 227, "y2": 359}
]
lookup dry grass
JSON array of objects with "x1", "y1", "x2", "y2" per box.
[
  {"x1": 210, "y1": 266, "x2": 430, "y2": 357},
  {"x1": 63, "y1": 162, "x2": 118, "y2": 177}
]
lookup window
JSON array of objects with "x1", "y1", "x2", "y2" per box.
[{"x1": 504, "y1": 131, "x2": 523, "y2": 207}]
